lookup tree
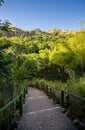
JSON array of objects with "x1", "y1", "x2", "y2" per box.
[
  {"x1": 0, "y1": 0, "x2": 4, "y2": 6},
  {"x1": 0, "y1": 37, "x2": 13, "y2": 107},
  {"x1": 68, "y1": 30, "x2": 85, "y2": 75},
  {"x1": 0, "y1": 20, "x2": 11, "y2": 32}
]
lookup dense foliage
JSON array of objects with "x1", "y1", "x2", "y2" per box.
[{"x1": 0, "y1": 26, "x2": 85, "y2": 107}]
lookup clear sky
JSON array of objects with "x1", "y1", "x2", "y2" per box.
[{"x1": 0, "y1": 0, "x2": 85, "y2": 31}]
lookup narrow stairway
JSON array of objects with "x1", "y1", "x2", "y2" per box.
[{"x1": 18, "y1": 87, "x2": 78, "y2": 130}]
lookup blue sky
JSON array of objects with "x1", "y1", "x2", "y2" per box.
[{"x1": 0, "y1": 0, "x2": 85, "y2": 31}]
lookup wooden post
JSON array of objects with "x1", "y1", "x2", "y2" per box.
[
  {"x1": 46, "y1": 86, "x2": 48, "y2": 95},
  {"x1": 66, "y1": 94, "x2": 69, "y2": 107},
  {"x1": 61, "y1": 90, "x2": 64, "y2": 107},
  {"x1": 24, "y1": 88, "x2": 26, "y2": 98},
  {"x1": 19, "y1": 94, "x2": 23, "y2": 116},
  {"x1": 26, "y1": 86, "x2": 28, "y2": 94}
]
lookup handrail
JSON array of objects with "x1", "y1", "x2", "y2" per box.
[
  {"x1": 0, "y1": 86, "x2": 28, "y2": 115},
  {"x1": 0, "y1": 95, "x2": 20, "y2": 113},
  {"x1": 61, "y1": 90, "x2": 85, "y2": 107},
  {"x1": 64, "y1": 91, "x2": 85, "y2": 102},
  {"x1": 0, "y1": 85, "x2": 28, "y2": 130}
]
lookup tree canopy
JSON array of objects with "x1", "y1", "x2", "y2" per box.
[
  {"x1": 0, "y1": 0, "x2": 4, "y2": 5},
  {"x1": 0, "y1": 26, "x2": 85, "y2": 107}
]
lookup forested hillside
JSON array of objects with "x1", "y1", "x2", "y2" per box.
[
  {"x1": 0, "y1": 24, "x2": 85, "y2": 108},
  {"x1": 0, "y1": 0, "x2": 85, "y2": 129}
]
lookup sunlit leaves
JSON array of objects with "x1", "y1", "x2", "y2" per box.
[{"x1": 0, "y1": 29, "x2": 85, "y2": 104}]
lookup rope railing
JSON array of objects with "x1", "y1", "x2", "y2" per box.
[{"x1": 0, "y1": 85, "x2": 28, "y2": 130}]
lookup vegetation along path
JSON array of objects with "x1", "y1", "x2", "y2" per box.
[{"x1": 18, "y1": 87, "x2": 78, "y2": 130}]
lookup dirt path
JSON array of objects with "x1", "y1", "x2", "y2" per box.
[{"x1": 18, "y1": 87, "x2": 78, "y2": 130}]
